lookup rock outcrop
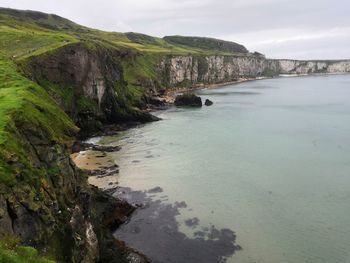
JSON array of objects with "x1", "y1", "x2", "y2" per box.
[
  {"x1": 158, "y1": 55, "x2": 350, "y2": 87},
  {"x1": 277, "y1": 59, "x2": 350, "y2": 74},
  {"x1": 1, "y1": 8, "x2": 350, "y2": 263},
  {"x1": 174, "y1": 94, "x2": 202, "y2": 107},
  {"x1": 204, "y1": 99, "x2": 213, "y2": 106},
  {"x1": 0, "y1": 109, "x2": 132, "y2": 263},
  {"x1": 22, "y1": 43, "x2": 157, "y2": 137}
]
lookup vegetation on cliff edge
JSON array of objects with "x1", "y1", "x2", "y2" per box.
[
  {"x1": 0, "y1": 236, "x2": 54, "y2": 263},
  {"x1": 0, "y1": 55, "x2": 77, "y2": 184}
]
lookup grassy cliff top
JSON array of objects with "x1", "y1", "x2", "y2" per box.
[
  {"x1": 0, "y1": 7, "x2": 255, "y2": 184},
  {"x1": 0, "y1": 236, "x2": 54, "y2": 263},
  {"x1": 163, "y1": 35, "x2": 249, "y2": 54},
  {"x1": 0, "y1": 55, "x2": 78, "y2": 185},
  {"x1": 0, "y1": 7, "x2": 253, "y2": 58}
]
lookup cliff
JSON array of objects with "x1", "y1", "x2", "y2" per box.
[
  {"x1": 277, "y1": 59, "x2": 350, "y2": 74},
  {"x1": 1, "y1": 7, "x2": 350, "y2": 263},
  {"x1": 0, "y1": 55, "x2": 136, "y2": 262},
  {"x1": 158, "y1": 56, "x2": 350, "y2": 87},
  {"x1": 20, "y1": 43, "x2": 157, "y2": 137}
]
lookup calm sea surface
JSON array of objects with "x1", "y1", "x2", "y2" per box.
[{"x1": 103, "y1": 75, "x2": 350, "y2": 263}]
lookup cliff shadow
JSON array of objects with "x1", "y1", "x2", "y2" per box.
[{"x1": 113, "y1": 187, "x2": 241, "y2": 263}]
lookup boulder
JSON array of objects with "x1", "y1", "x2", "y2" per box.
[
  {"x1": 174, "y1": 93, "x2": 202, "y2": 107},
  {"x1": 204, "y1": 99, "x2": 213, "y2": 106}
]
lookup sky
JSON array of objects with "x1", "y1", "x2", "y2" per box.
[{"x1": 1, "y1": 0, "x2": 349, "y2": 59}]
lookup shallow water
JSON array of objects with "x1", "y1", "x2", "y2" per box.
[{"x1": 108, "y1": 75, "x2": 350, "y2": 263}]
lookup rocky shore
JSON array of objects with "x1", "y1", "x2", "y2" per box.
[{"x1": 1, "y1": 8, "x2": 350, "y2": 262}]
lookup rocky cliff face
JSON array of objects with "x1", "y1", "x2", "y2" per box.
[
  {"x1": 0, "y1": 78, "x2": 136, "y2": 261},
  {"x1": 160, "y1": 55, "x2": 278, "y2": 87},
  {"x1": 277, "y1": 59, "x2": 350, "y2": 74},
  {"x1": 2, "y1": 34, "x2": 349, "y2": 263},
  {"x1": 0, "y1": 44, "x2": 152, "y2": 262},
  {"x1": 159, "y1": 55, "x2": 350, "y2": 87},
  {"x1": 0, "y1": 103, "x2": 133, "y2": 263},
  {"x1": 22, "y1": 43, "x2": 155, "y2": 137},
  {"x1": 21, "y1": 43, "x2": 122, "y2": 134}
]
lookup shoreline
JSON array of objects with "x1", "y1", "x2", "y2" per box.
[
  {"x1": 70, "y1": 75, "x2": 270, "y2": 262},
  {"x1": 161, "y1": 72, "x2": 350, "y2": 103},
  {"x1": 70, "y1": 71, "x2": 350, "y2": 262},
  {"x1": 161, "y1": 77, "x2": 266, "y2": 103}
]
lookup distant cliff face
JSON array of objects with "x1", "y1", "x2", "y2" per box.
[
  {"x1": 159, "y1": 55, "x2": 278, "y2": 87},
  {"x1": 278, "y1": 60, "x2": 350, "y2": 74},
  {"x1": 159, "y1": 55, "x2": 350, "y2": 87}
]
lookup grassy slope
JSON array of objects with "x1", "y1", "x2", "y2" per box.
[
  {"x1": 0, "y1": 55, "x2": 78, "y2": 184},
  {"x1": 0, "y1": 7, "x2": 255, "y2": 182},
  {"x1": 0, "y1": 54, "x2": 79, "y2": 261},
  {"x1": 0, "y1": 236, "x2": 54, "y2": 263},
  {"x1": 163, "y1": 35, "x2": 249, "y2": 54},
  {"x1": 0, "y1": 8, "x2": 255, "y2": 106},
  {"x1": 0, "y1": 7, "x2": 253, "y2": 57},
  {"x1": 0, "y1": 18, "x2": 78, "y2": 256},
  {"x1": 0, "y1": 14, "x2": 78, "y2": 59},
  {"x1": 0, "y1": 8, "x2": 254, "y2": 259}
]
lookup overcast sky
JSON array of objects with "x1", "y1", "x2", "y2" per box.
[{"x1": 1, "y1": 0, "x2": 349, "y2": 59}]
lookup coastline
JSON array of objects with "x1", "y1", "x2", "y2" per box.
[
  {"x1": 70, "y1": 71, "x2": 350, "y2": 262},
  {"x1": 69, "y1": 74, "x2": 275, "y2": 262},
  {"x1": 161, "y1": 71, "x2": 350, "y2": 103},
  {"x1": 161, "y1": 77, "x2": 266, "y2": 103}
]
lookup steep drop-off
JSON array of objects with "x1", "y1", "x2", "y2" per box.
[
  {"x1": 1, "y1": 7, "x2": 350, "y2": 263},
  {"x1": 0, "y1": 55, "x2": 137, "y2": 262},
  {"x1": 20, "y1": 43, "x2": 157, "y2": 137},
  {"x1": 157, "y1": 56, "x2": 350, "y2": 87}
]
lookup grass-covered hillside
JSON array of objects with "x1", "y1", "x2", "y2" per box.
[
  {"x1": 0, "y1": 55, "x2": 77, "y2": 185},
  {"x1": 0, "y1": 7, "x2": 252, "y2": 57},
  {"x1": 0, "y1": 7, "x2": 254, "y2": 184},
  {"x1": 0, "y1": 7, "x2": 255, "y2": 261},
  {"x1": 0, "y1": 6, "x2": 255, "y2": 185},
  {"x1": 0, "y1": 236, "x2": 54, "y2": 263},
  {"x1": 163, "y1": 35, "x2": 249, "y2": 54}
]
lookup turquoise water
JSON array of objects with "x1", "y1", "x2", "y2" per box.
[{"x1": 111, "y1": 75, "x2": 350, "y2": 263}]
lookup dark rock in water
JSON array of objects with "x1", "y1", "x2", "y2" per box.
[
  {"x1": 147, "y1": 186, "x2": 163, "y2": 193},
  {"x1": 87, "y1": 164, "x2": 120, "y2": 178},
  {"x1": 174, "y1": 93, "x2": 202, "y2": 107},
  {"x1": 204, "y1": 99, "x2": 213, "y2": 106},
  {"x1": 92, "y1": 144, "x2": 121, "y2": 152},
  {"x1": 72, "y1": 142, "x2": 121, "y2": 153}
]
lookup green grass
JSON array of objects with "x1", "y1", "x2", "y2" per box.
[
  {"x1": 0, "y1": 22, "x2": 78, "y2": 59},
  {"x1": 119, "y1": 53, "x2": 162, "y2": 105},
  {"x1": 0, "y1": 8, "x2": 256, "y2": 57},
  {"x1": 0, "y1": 7, "x2": 258, "y2": 184},
  {"x1": 0, "y1": 236, "x2": 54, "y2": 263},
  {"x1": 0, "y1": 56, "x2": 78, "y2": 186},
  {"x1": 163, "y1": 35, "x2": 249, "y2": 54}
]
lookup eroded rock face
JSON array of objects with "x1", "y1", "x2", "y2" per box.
[
  {"x1": 278, "y1": 59, "x2": 350, "y2": 74},
  {"x1": 0, "y1": 116, "x2": 131, "y2": 263},
  {"x1": 159, "y1": 55, "x2": 350, "y2": 87},
  {"x1": 23, "y1": 43, "x2": 124, "y2": 135},
  {"x1": 27, "y1": 43, "x2": 121, "y2": 108},
  {"x1": 174, "y1": 94, "x2": 202, "y2": 107},
  {"x1": 160, "y1": 55, "x2": 280, "y2": 86}
]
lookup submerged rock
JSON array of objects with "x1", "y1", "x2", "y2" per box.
[
  {"x1": 204, "y1": 99, "x2": 213, "y2": 106},
  {"x1": 174, "y1": 93, "x2": 202, "y2": 107}
]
